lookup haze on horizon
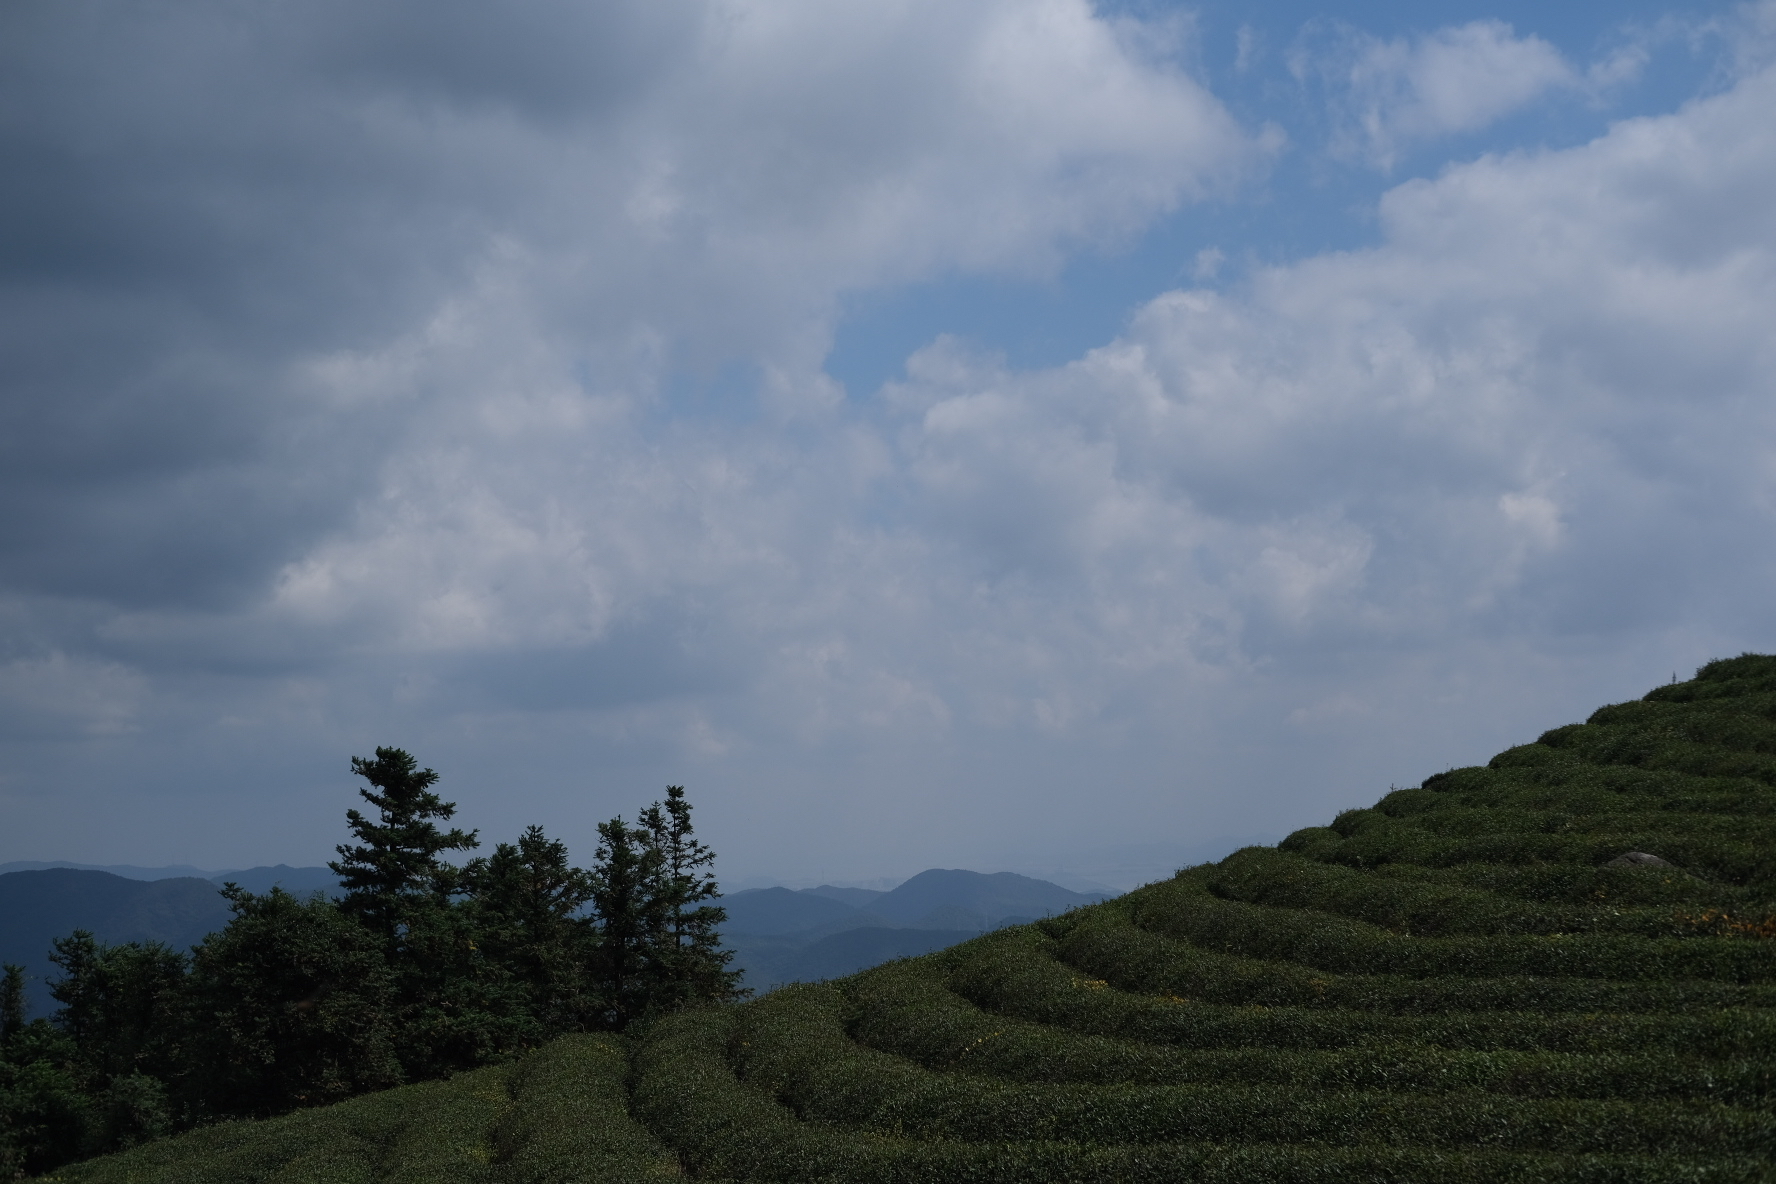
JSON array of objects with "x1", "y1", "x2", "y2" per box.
[{"x1": 1, "y1": 0, "x2": 1772, "y2": 891}]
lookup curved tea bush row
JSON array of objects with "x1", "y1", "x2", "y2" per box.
[
  {"x1": 1202, "y1": 846, "x2": 1721, "y2": 937},
  {"x1": 1049, "y1": 909, "x2": 1776, "y2": 1015},
  {"x1": 945, "y1": 928, "x2": 1774, "y2": 1057},
  {"x1": 1408, "y1": 764, "x2": 1776, "y2": 813},
  {"x1": 1336, "y1": 807, "x2": 1776, "y2": 842},
  {"x1": 43, "y1": 1035, "x2": 679, "y2": 1184},
  {"x1": 633, "y1": 1007, "x2": 1765, "y2": 1184},
  {"x1": 722, "y1": 983, "x2": 1771, "y2": 1157},
  {"x1": 1332, "y1": 860, "x2": 1760, "y2": 910},
  {"x1": 844, "y1": 961, "x2": 1774, "y2": 1105},
  {"x1": 1126, "y1": 876, "x2": 1776, "y2": 982},
  {"x1": 1288, "y1": 825, "x2": 1776, "y2": 886}
]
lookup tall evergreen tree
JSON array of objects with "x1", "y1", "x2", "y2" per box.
[
  {"x1": 462, "y1": 826, "x2": 598, "y2": 1038},
  {"x1": 328, "y1": 748, "x2": 512, "y2": 1078},
  {"x1": 328, "y1": 748, "x2": 478, "y2": 944},
  {"x1": 586, "y1": 817, "x2": 660, "y2": 1030},
  {"x1": 1, "y1": 962, "x2": 89, "y2": 1177},
  {"x1": 636, "y1": 787, "x2": 745, "y2": 1010}
]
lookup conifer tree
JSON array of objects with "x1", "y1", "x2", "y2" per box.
[
  {"x1": 637, "y1": 786, "x2": 745, "y2": 1010},
  {"x1": 462, "y1": 825, "x2": 599, "y2": 1037},
  {"x1": 46, "y1": 933, "x2": 186, "y2": 1150},
  {"x1": 586, "y1": 816, "x2": 659, "y2": 1029},
  {"x1": 328, "y1": 748, "x2": 507, "y2": 1078},
  {"x1": 328, "y1": 748, "x2": 478, "y2": 944}
]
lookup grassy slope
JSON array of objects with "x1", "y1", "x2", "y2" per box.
[{"x1": 49, "y1": 656, "x2": 1776, "y2": 1182}]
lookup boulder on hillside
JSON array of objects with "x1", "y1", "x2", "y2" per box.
[{"x1": 1605, "y1": 851, "x2": 1673, "y2": 868}]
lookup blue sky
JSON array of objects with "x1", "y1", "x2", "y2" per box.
[
  {"x1": 0, "y1": 0, "x2": 1770, "y2": 890},
  {"x1": 827, "y1": 0, "x2": 1734, "y2": 392}
]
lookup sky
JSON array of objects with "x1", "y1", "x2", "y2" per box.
[{"x1": 2, "y1": 0, "x2": 1772, "y2": 892}]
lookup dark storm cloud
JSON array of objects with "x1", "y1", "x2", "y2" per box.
[{"x1": 0, "y1": 1, "x2": 709, "y2": 614}]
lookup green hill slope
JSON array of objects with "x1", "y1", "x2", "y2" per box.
[{"x1": 46, "y1": 656, "x2": 1776, "y2": 1182}]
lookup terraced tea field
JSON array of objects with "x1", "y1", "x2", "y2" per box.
[{"x1": 49, "y1": 656, "x2": 1776, "y2": 1182}]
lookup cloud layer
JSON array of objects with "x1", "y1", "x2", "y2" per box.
[{"x1": 2, "y1": 1, "x2": 1772, "y2": 886}]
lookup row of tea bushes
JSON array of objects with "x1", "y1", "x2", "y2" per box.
[
  {"x1": 44, "y1": 1035, "x2": 679, "y2": 1184},
  {"x1": 846, "y1": 961, "x2": 1773, "y2": 1104},
  {"x1": 1051, "y1": 910, "x2": 1776, "y2": 1013}
]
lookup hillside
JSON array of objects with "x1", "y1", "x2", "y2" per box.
[{"x1": 47, "y1": 655, "x2": 1776, "y2": 1182}]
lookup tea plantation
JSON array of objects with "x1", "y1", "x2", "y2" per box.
[{"x1": 43, "y1": 656, "x2": 1776, "y2": 1182}]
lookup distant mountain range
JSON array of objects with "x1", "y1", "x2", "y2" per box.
[
  {"x1": 0, "y1": 864, "x2": 341, "y2": 1016},
  {"x1": 0, "y1": 862, "x2": 1104, "y2": 1013},
  {"x1": 720, "y1": 869, "x2": 1108, "y2": 990},
  {"x1": 0, "y1": 861, "x2": 341, "y2": 895}
]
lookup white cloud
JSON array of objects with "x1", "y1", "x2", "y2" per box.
[{"x1": 1303, "y1": 20, "x2": 1576, "y2": 169}]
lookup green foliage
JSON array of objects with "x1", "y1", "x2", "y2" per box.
[
  {"x1": 845, "y1": 959, "x2": 1774, "y2": 1104},
  {"x1": 587, "y1": 815, "x2": 660, "y2": 1030},
  {"x1": 491, "y1": 1034, "x2": 680, "y2": 1184},
  {"x1": 723, "y1": 984, "x2": 1767, "y2": 1156},
  {"x1": 329, "y1": 747, "x2": 480, "y2": 945},
  {"x1": 0, "y1": 1027, "x2": 88, "y2": 1180},
  {"x1": 5, "y1": 763, "x2": 743, "y2": 1178},
  {"x1": 589, "y1": 788, "x2": 744, "y2": 1030},
  {"x1": 635, "y1": 787, "x2": 745, "y2": 1014},
  {"x1": 462, "y1": 827, "x2": 599, "y2": 1038},
  {"x1": 1, "y1": 968, "x2": 23, "y2": 1044},
  {"x1": 181, "y1": 887, "x2": 401, "y2": 1118}
]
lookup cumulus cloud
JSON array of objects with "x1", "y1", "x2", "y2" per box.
[
  {"x1": 896, "y1": 55, "x2": 1776, "y2": 647},
  {"x1": 0, "y1": 0, "x2": 1267, "y2": 866},
  {"x1": 1299, "y1": 20, "x2": 1578, "y2": 169},
  {"x1": 0, "y1": 0, "x2": 1256, "y2": 612}
]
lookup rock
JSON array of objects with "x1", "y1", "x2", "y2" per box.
[{"x1": 1606, "y1": 851, "x2": 1672, "y2": 868}]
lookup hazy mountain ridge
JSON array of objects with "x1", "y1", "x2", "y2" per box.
[
  {"x1": 0, "y1": 862, "x2": 341, "y2": 895},
  {"x1": 721, "y1": 869, "x2": 1107, "y2": 989},
  {"x1": 0, "y1": 866, "x2": 341, "y2": 1015},
  {"x1": 0, "y1": 870, "x2": 234, "y2": 1015}
]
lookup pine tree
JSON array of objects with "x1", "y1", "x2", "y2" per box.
[
  {"x1": 585, "y1": 816, "x2": 660, "y2": 1029},
  {"x1": 637, "y1": 787, "x2": 745, "y2": 1010},
  {"x1": 327, "y1": 748, "x2": 508, "y2": 1078},
  {"x1": 328, "y1": 748, "x2": 478, "y2": 944},
  {"x1": 462, "y1": 825, "x2": 599, "y2": 1037}
]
